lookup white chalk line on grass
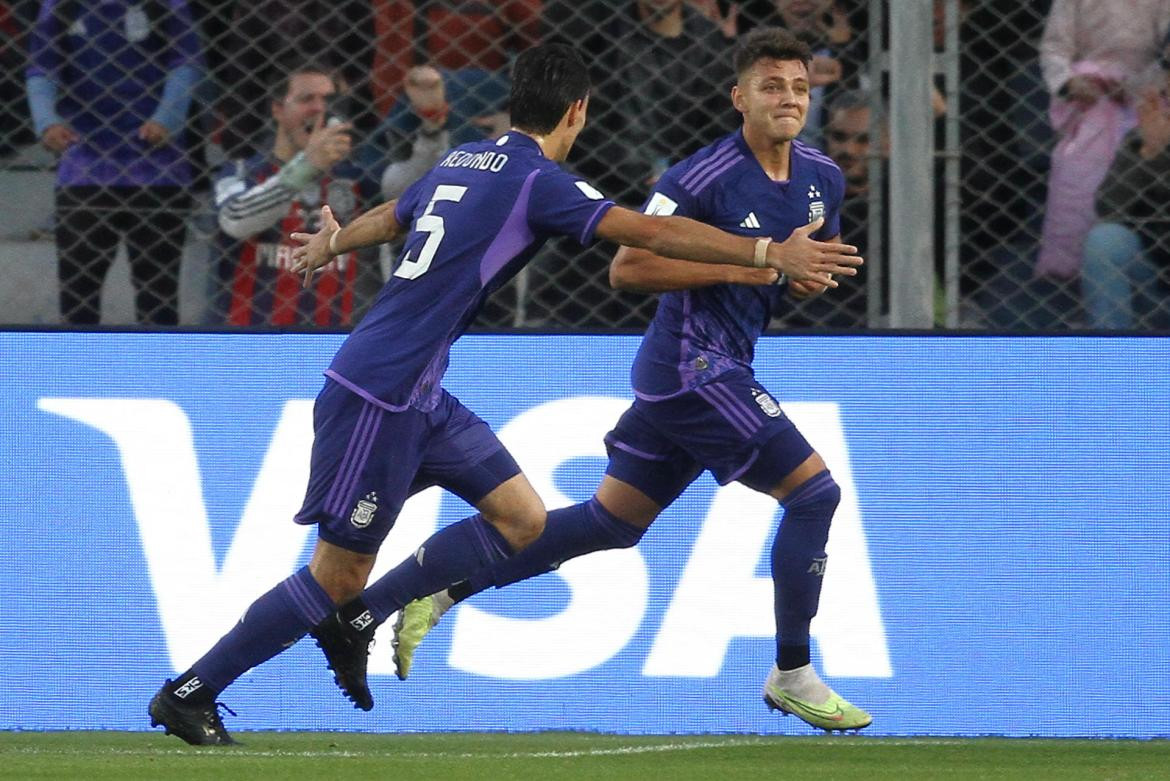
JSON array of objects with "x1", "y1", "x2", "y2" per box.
[{"x1": 7, "y1": 737, "x2": 970, "y2": 760}]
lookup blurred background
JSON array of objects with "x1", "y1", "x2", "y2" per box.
[{"x1": 0, "y1": 0, "x2": 1168, "y2": 331}]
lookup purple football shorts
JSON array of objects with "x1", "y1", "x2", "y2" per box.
[
  {"x1": 605, "y1": 371, "x2": 814, "y2": 507},
  {"x1": 294, "y1": 379, "x2": 521, "y2": 554}
]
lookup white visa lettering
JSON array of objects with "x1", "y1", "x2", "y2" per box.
[
  {"x1": 448, "y1": 397, "x2": 889, "y2": 681},
  {"x1": 448, "y1": 396, "x2": 648, "y2": 680},
  {"x1": 38, "y1": 396, "x2": 888, "y2": 682},
  {"x1": 642, "y1": 402, "x2": 892, "y2": 679},
  {"x1": 36, "y1": 397, "x2": 440, "y2": 673}
]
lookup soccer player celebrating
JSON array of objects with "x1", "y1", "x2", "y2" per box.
[
  {"x1": 147, "y1": 41, "x2": 861, "y2": 745},
  {"x1": 363, "y1": 28, "x2": 874, "y2": 733}
]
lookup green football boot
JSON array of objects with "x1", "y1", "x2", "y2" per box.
[
  {"x1": 762, "y1": 664, "x2": 872, "y2": 732},
  {"x1": 392, "y1": 590, "x2": 454, "y2": 680}
]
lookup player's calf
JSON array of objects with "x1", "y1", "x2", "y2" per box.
[{"x1": 773, "y1": 470, "x2": 840, "y2": 656}]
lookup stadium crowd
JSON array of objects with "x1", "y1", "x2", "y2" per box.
[{"x1": 0, "y1": 0, "x2": 1168, "y2": 329}]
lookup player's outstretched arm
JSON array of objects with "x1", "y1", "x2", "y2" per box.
[
  {"x1": 595, "y1": 207, "x2": 863, "y2": 286},
  {"x1": 610, "y1": 245, "x2": 779, "y2": 293},
  {"x1": 290, "y1": 202, "x2": 405, "y2": 287}
]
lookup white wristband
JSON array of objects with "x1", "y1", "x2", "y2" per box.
[
  {"x1": 753, "y1": 237, "x2": 772, "y2": 268},
  {"x1": 328, "y1": 230, "x2": 341, "y2": 257}
]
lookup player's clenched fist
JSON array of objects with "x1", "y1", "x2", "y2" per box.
[{"x1": 765, "y1": 217, "x2": 862, "y2": 288}]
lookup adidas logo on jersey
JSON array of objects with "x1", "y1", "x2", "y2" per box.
[{"x1": 739, "y1": 212, "x2": 761, "y2": 229}]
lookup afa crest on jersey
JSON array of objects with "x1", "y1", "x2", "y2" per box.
[
  {"x1": 350, "y1": 492, "x2": 379, "y2": 528},
  {"x1": 807, "y1": 184, "x2": 824, "y2": 223},
  {"x1": 752, "y1": 389, "x2": 783, "y2": 418}
]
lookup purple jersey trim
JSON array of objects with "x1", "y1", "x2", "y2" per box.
[
  {"x1": 782, "y1": 470, "x2": 837, "y2": 506},
  {"x1": 333, "y1": 406, "x2": 383, "y2": 516},
  {"x1": 793, "y1": 151, "x2": 839, "y2": 175},
  {"x1": 608, "y1": 438, "x2": 672, "y2": 462},
  {"x1": 793, "y1": 142, "x2": 839, "y2": 168},
  {"x1": 793, "y1": 147, "x2": 834, "y2": 166},
  {"x1": 687, "y1": 153, "x2": 744, "y2": 196},
  {"x1": 707, "y1": 382, "x2": 764, "y2": 436},
  {"x1": 323, "y1": 370, "x2": 413, "y2": 412},
  {"x1": 695, "y1": 384, "x2": 754, "y2": 438},
  {"x1": 708, "y1": 381, "x2": 763, "y2": 425},
  {"x1": 406, "y1": 339, "x2": 452, "y2": 411},
  {"x1": 678, "y1": 142, "x2": 738, "y2": 190},
  {"x1": 325, "y1": 402, "x2": 385, "y2": 516},
  {"x1": 480, "y1": 169, "x2": 539, "y2": 285},
  {"x1": 580, "y1": 200, "x2": 616, "y2": 245},
  {"x1": 632, "y1": 387, "x2": 691, "y2": 402},
  {"x1": 282, "y1": 571, "x2": 332, "y2": 625},
  {"x1": 679, "y1": 291, "x2": 696, "y2": 389},
  {"x1": 324, "y1": 401, "x2": 376, "y2": 513}
]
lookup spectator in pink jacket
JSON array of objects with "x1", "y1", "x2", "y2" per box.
[{"x1": 1035, "y1": 0, "x2": 1170, "y2": 286}]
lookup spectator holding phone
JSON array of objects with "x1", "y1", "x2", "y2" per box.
[{"x1": 211, "y1": 64, "x2": 374, "y2": 325}]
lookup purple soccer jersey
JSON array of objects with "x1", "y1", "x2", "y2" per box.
[
  {"x1": 327, "y1": 131, "x2": 615, "y2": 411},
  {"x1": 631, "y1": 129, "x2": 845, "y2": 400}
]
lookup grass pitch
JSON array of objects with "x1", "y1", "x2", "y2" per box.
[{"x1": 1, "y1": 732, "x2": 1167, "y2": 780}]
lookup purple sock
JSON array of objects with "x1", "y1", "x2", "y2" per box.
[
  {"x1": 464, "y1": 498, "x2": 646, "y2": 593},
  {"x1": 363, "y1": 513, "x2": 513, "y2": 624},
  {"x1": 180, "y1": 566, "x2": 334, "y2": 696},
  {"x1": 772, "y1": 471, "x2": 840, "y2": 667}
]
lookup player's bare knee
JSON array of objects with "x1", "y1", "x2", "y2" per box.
[
  {"x1": 310, "y1": 567, "x2": 366, "y2": 604},
  {"x1": 482, "y1": 499, "x2": 546, "y2": 550},
  {"x1": 513, "y1": 503, "x2": 546, "y2": 548},
  {"x1": 309, "y1": 541, "x2": 375, "y2": 603}
]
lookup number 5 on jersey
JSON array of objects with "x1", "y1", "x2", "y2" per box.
[{"x1": 394, "y1": 185, "x2": 468, "y2": 280}]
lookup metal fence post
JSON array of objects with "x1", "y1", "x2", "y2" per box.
[{"x1": 888, "y1": 0, "x2": 936, "y2": 328}]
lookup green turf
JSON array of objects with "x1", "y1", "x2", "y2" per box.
[{"x1": 1, "y1": 732, "x2": 1167, "y2": 781}]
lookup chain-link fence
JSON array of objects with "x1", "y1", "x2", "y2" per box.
[{"x1": 1, "y1": 0, "x2": 1168, "y2": 329}]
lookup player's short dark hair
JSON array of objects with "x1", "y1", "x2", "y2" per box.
[
  {"x1": 509, "y1": 44, "x2": 591, "y2": 135},
  {"x1": 733, "y1": 27, "x2": 812, "y2": 78}
]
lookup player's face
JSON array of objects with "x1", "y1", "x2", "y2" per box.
[
  {"x1": 273, "y1": 73, "x2": 337, "y2": 150},
  {"x1": 824, "y1": 106, "x2": 871, "y2": 194},
  {"x1": 733, "y1": 58, "x2": 810, "y2": 144}
]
